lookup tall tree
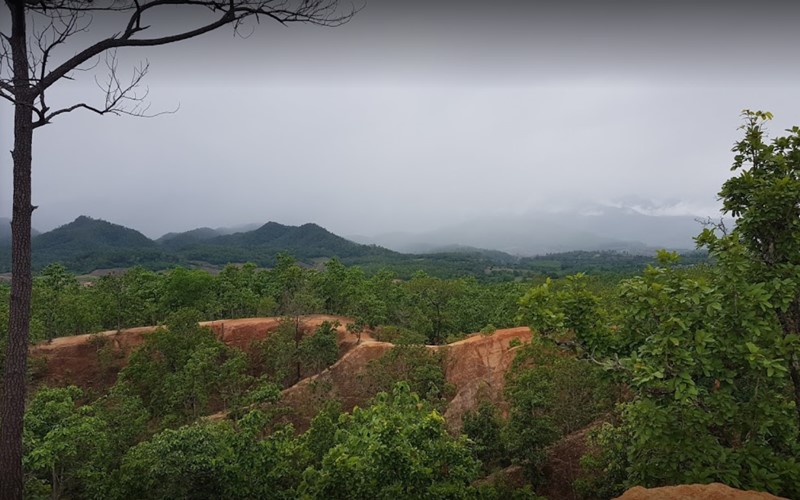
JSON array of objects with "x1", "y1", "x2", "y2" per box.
[
  {"x1": 0, "y1": 2, "x2": 355, "y2": 497},
  {"x1": 717, "y1": 110, "x2": 800, "y2": 428}
]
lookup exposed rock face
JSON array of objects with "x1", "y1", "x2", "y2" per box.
[
  {"x1": 276, "y1": 327, "x2": 533, "y2": 432},
  {"x1": 278, "y1": 341, "x2": 395, "y2": 430},
  {"x1": 616, "y1": 483, "x2": 787, "y2": 500},
  {"x1": 29, "y1": 319, "x2": 534, "y2": 433},
  {"x1": 29, "y1": 315, "x2": 352, "y2": 391},
  {"x1": 441, "y1": 327, "x2": 531, "y2": 432}
]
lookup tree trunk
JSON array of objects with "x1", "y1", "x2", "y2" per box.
[
  {"x1": 0, "y1": 3, "x2": 34, "y2": 499},
  {"x1": 790, "y1": 355, "x2": 800, "y2": 432},
  {"x1": 777, "y1": 302, "x2": 800, "y2": 436}
]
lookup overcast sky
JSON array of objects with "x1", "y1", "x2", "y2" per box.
[{"x1": 2, "y1": 0, "x2": 799, "y2": 238}]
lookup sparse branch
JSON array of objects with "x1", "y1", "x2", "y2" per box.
[
  {"x1": 32, "y1": 52, "x2": 175, "y2": 128},
  {"x1": 36, "y1": 0, "x2": 356, "y2": 96},
  {"x1": 697, "y1": 217, "x2": 728, "y2": 236},
  {"x1": 0, "y1": 88, "x2": 14, "y2": 104},
  {"x1": 1, "y1": 33, "x2": 14, "y2": 81}
]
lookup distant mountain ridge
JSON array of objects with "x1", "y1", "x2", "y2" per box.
[
  {"x1": 0, "y1": 216, "x2": 396, "y2": 273},
  {"x1": 353, "y1": 208, "x2": 718, "y2": 256},
  {"x1": 0, "y1": 213, "x2": 712, "y2": 275}
]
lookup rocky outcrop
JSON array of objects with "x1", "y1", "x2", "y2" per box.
[{"x1": 441, "y1": 327, "x2": 531, "y2": 431}]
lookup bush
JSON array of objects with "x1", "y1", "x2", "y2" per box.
[
  {"x1": 504, "y1": 339, "x2": 618, "y2": 481},
  {"x1": 372, "y1": 325, "x2": 428, "y2": 345},
  {"x1": 360, "y1": 345, "x2": 453, "y2": 408}
]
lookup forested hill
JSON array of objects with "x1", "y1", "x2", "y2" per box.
[
  {"x1": 0, "y1": 215, "x2": 704, "y2": 277},
  {"x1": 0, "y1": 216, "x2": 398, "y2": 274},
  {"x1": 27, "y1": 216, "x2": 178, "y2": 272},
  {"x1": 164, "y1": 221, "x2": 398, "y2": 266}
]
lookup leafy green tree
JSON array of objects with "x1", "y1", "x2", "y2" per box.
[
  {"x1": 406, "y1": 272, "x2": 466, "y2": 344},
  {"x1": 462, "y1": 402, "x2": 508, "y2": 473},
  {"x1": 716, "y1": 110, "x2": 800, "y2": 426},
  {"x1": 299, "y1": 382, "x2": 480, "y2": 498},
  {"x1": 503, "y1": 339, "x2": 615, "y2": 482},
  {"x1": 23, "y1": 386, "x2": 111, "y2": 499},
  {"x1": 215, "y1": 263, "x2": 263, "y2": 319},
  {"x1": 361, "y1": 345, "x2": 451, "y2": 407},
  {"x1": 517, "y1": 273, "x2": 604, "y2": 351},
  {"x1": 298, "y1": 320, "x2": 340, "y2": 374},
  {"x1": 257, "y1": 317, "x2": 300, "y2": 387},
  {"x1": 160, "y1": 267, "x2": 218, "y2": 317},
  {"x1": 115, "y1": 421, "x2": 238, "y2": 500},
  {"x1": 93, "y1": 267, "x2": 163, "y2": 329},
  {"x1": 588, "y1": 248, "x2": 800, "y2": 497},
  {"x1": 31, "y1": 264, "x2": 97, "y2": 341},
  {"x1": 117, "y1": 309, "x2": 249, "y2": 425}
]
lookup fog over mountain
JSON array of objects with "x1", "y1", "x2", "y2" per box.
[
  {"x1": 2, "y1": 0, "x2": 799, "y2": 240},
  {"x1": 350, "y1": 201, "x2": 720, "y2": 256}
]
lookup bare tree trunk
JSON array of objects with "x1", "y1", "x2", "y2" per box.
[{"x1": 0, "y1": 3, "x2": 33, "y2": 499}]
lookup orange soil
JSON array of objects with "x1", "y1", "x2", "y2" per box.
[
  {"x1": 616, "y1": 483, "x2": 787, "y2": 500},
  {"x1": 29, "y1": 323, "x2": 791, "y2": 500},
  {"x1": 29, "y1": 315, "x2": 355, "y2": 393},
  {"x1": 31, "y1": 318, "x2": 532, "y2": 433}
]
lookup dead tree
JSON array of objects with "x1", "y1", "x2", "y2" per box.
[{"x1": 0, "y1": 2, "x2": 356, "y2": 498}]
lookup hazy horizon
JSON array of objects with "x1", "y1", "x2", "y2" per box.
[{"x1": 2, "y1": 0, "x2": 799, "y2": 240}]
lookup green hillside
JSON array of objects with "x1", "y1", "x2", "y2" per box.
[{"x1": 0, "y1": 216, "x2": 700, "y2": 279}]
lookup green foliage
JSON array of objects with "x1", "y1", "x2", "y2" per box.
[
  {"x1": 462, "y1": 401, "x2": 508, "y2": 472},
  {"x1": 372, "y1": 325, "x2": 428, "y2": 345},
  {"x1": 256, "y1": 318, "x2": 300, "y2": 387},
  {"x1": 23, "y1": 386, "x2": 112, "y2": 499},
  {"x1": 517, "y1": 274, "x2": 607, "y2": 352},
  {"x1": 299, "y1": 382, "x2": 480, "y2": 498},
  {"x1": 160, "y1": 267, "x2": 218, "y2": 316},
  {"x1": 504, "y1": 339, "x2": 617, "y2": 481},
  {"x1": 118, "y1": 309, "x2": 249, "y2": 425},
  {"x1": 361, "y1": 345, "x2": 452, "y2": 408},
  {"x1": 93, "y1": 266, "x2": 162, "y2": 330},
  {"x1": 115, "y1": 420, "x2": 239, "y2": 499},
  {"x1": 255, "y1": 318, "x2": 341, "y2": 389},
  {"x1": 594, "y1": 247, "x2": 800, "y2": 496},
  {"x1": 301, "y1": 400, "x2": 344, "y2": 466},
  {"x1": 406, "y1": 271, "x2": 467, "y2": 344},
  {"x1": 114, "y1": 410, "x2": 306, "y2": 500},
  {"x1": 577, "y1": 114, "x2": 800, "y2": 499},
  {"x1": 298, "y1": 320, "x2": 340, "y2": 373},
  {"x1": 31, "y1": 263, "x2": 98, "y2": 342}
]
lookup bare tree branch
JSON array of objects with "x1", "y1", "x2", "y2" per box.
[
  {"x1": 0, "y1": 88, "x2": 15, "y2": 104},
  {"x1": 35, "y1": 0, "x2": 357, "y2": 96},
  {"x1": 32, "y1": 51, "x2": 177, "y2": 128}
]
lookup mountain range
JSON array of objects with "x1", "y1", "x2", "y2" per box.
[
  {"x1": 0, "y1": 212, "x2": 711, "y2": 276},
  {"x1": 349, "y1": 207, "x2": 716, "y2": 255}
]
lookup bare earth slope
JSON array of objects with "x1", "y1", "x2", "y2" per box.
[
  {"x1": 616, "y1": 483, "x2": 787, "y2": 500},
  {"x1": 29, "y1": 315, "x2": 353, "y2": 392},
  {"x1": 29, "y1": 318, "x2": 532, "y2": 431},
  {"x1": 28, "y1": 321, "x2": 782, "y2": 499},
  {"x1": 258, "y1": 326, "x2": 532, "y2": 431}
]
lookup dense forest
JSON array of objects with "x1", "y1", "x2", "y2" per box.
[
  {"x1": 1, "y1": 112, "x2": 800, "y2": 498},
  {"x1": 0, "y1": 215, "x2": 706, "y2": 281}
]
